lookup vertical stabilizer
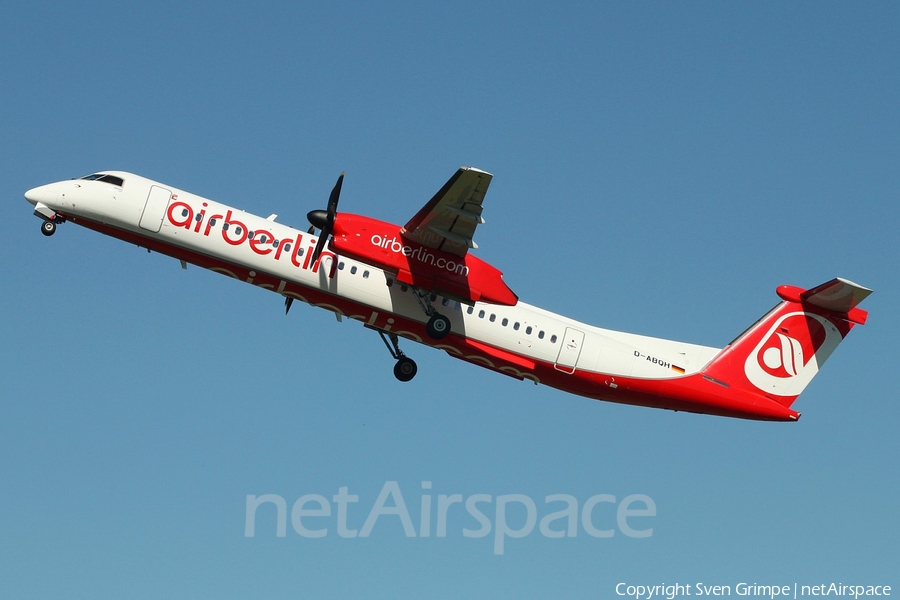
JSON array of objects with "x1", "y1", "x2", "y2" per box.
[{"x1": 702, "y1": 279, "x2": 871, "y2": 407}]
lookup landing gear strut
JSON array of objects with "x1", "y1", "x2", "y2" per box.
[
  {"x1": 412, "y1": 288, "x2": 451, "y2": 340},
  {"x1": 378, "y1": 330, "x2": 418, "y2": 382}
]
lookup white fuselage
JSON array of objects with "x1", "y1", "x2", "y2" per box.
[{"x1": 26, "y1": 172, "x2": 732, "y2": 415}]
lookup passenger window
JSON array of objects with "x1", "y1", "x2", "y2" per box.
[
  {"x1": 182, "y1": 208, "x2": 189, "y2": 217},
  {"x1": 526, "y1": 326, "x2": 533, "y2": 335},
  {"x1": 297, "y1": 247, "x2": 304, "y2": 256},
  {"x1": 195, "y1": 214, "x2": 202, "y2": 222},
  {"x1": 235, "y1": 227, "x2": 242, "y2": 235},
  {"x1": 478, "y1": 310, "x2": 485, "y2": 318},
  {"x1": 442, "y1": 298, "x2": 450, "y2": 306},
  {"x1": 467, "y1": 306, "x2": 474, "y2": 315},
  {"x1": 538, "y1": 331, "x2": 545, "y2": 339},
  {"x1": 489, "y1": 314, "x2": 496, "y2": 322},
  {"x1": 551, "y1": 334, "x2": 557, "y2": 343},
  {"x1": 351, "y1": 266, "x2": 357, "y2": 274},
  {"x1": 502, "y1": 318, "x2": 508, "y2": 326},
  {"x1": 363, "y1": 271, "x2": 369, "y2": 279},
  {"x1": 338, "y1": 262, "x2": 345, "y2": 270},
  {"x1": 209, "y1": 218, "x2": 217, "y2": 227},
  {"x1": 248, "y1": 231, "x2": 255, "y2": 239},
  {"x1": 273, "y1": 239, "x2": 279, "y2": 247},
  {"x1": 400, "y1": 284, "x2": 408, "y2": 292},
  {"x1": 386, "y1": 278, "x2": 394, "y2": 287},
  {"x1": 283, "y1": 243, "x2": 291, "y2": 252},
  {"x1": 514, "y1": 322, "x2": 520, "y2": 331}
]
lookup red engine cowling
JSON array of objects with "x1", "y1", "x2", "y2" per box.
[{"x1": 331, "y1": 213, "x2": 518, "y2": 306}]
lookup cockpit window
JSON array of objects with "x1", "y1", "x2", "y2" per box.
[{"x1": 80, "y1": 173, "x2": 124, "y2": 187}]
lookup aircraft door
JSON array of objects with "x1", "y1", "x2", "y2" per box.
[
  {"x1": 139, "y1": 185, "x2": 172, "y2": 233},
  {"x1": 555, "y1": 327, "x2": 585, "y2": 374}
]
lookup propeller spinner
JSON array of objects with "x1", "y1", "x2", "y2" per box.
[{"x1": 307, "y1": 172, "x2": 344, "y2": 264}]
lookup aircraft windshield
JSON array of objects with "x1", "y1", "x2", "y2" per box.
[{"x1": 80, "y1": 173, "x2": 124, "y2": 187}]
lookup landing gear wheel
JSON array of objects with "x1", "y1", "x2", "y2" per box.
[
  {"x1": 393, "y1": 357, "x2": 418, "y2": 382},
  {"x1": 426, "y1": 314, "x2": 451, "y2": 340},
  {"x1": 41, "y1": 221, "x2": 57, "y2": 237}
]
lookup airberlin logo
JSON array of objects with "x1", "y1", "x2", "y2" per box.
[
  {"x1": 371, "y1": 234, "x2": 469, "y2": 276},
  {"x1": 743, "y1": 312, "x2": 841, "y2": 397},
  {"x1": 165, "y1": 201, "x2": 337, "y2": 278},
  {"x1": 759, "y1": 332, "x2": 813, "y2": 378}
]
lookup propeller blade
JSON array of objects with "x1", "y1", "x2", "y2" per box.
[
  {"x1": 307, "y1": 172, "x2": 346, "y2": 264},
  {"x1": 327, "y1": 172, "x2": 344, "y2": 216},
  {"x1": 284, "y1": 296, "x2": 294, "y2": 315},
  {"x1": 310, "y1": 234, "x2": 328, "y2": 265}
]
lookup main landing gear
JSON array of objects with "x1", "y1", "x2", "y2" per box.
[
  {"x1": 412, "y1": 288, "x2": 451, "y2": 340},
  {"x1": 378, "y1": 330, "x2": 418, "y2": 382}
]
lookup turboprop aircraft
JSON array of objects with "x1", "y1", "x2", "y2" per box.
[{"x1": 25, "y1": 168, "x2": 872, "y2": 421}]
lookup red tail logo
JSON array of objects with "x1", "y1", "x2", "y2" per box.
[
  {"x1": 743, "y1": 312, "x2": 842, "y2": 397},
  {"x1": 756, "y1": 314, "x2": 828, "y2": 378}
]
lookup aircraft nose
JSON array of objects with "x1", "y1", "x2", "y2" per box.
[{"x1": 24, "y1": 184, "x2": 59, "y2": 207}]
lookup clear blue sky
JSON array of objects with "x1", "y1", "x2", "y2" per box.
[{"x1": 1, "y1": 2, "x2": 896, "y2": 598}]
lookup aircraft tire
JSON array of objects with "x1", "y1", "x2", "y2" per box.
[
  {"x1": 426, "y1": 314, "x2": 451, "y2": 340},
  {"x1": 393, "y1": 357, "x2": 417, "y2": 382},
  {"x1": 41, "y1": 221, "x2": 56, "y2": 237}
]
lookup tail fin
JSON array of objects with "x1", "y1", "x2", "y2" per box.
[{"x1": 702, "y1": 278, "x2": 872, "y2": 408}]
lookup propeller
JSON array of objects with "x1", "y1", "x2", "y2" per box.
[{"x1": 307, "y1": 172, "x2": 344, "y2": 265}]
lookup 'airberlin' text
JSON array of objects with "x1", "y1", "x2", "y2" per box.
[
  {"x1": 167, "y1": 201, "x2": 337, "y2": 277},
  {"x1": 371, "y1": 234, "x2": 469, "y2": 276}
]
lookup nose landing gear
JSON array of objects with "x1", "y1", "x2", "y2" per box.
[
  {"x1": 36, "y1": 210, "x2": 65, "y2": 237},
  {"x1": 41, "y1": 220, "x2": 57, "y2": 236}
]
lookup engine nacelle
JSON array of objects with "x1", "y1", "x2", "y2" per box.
[{"x1": 331, "y1": 213, "x2": 518, "y2": 306}]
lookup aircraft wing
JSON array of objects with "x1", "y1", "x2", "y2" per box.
[{"x1": 400, "y1": 167, "x2": 492, "y2": 258}]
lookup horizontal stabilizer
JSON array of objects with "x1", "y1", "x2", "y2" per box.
[
  {"x1": 802, "y1": 278, "x2": 872, "y2": 312},
  {"x1": 777, "y1": 278, "x2": 872, "y2": 325}
]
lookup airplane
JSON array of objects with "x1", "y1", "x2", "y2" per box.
[{"x1": 24, "y1": 167, "x2": 872, "y2": 421}]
